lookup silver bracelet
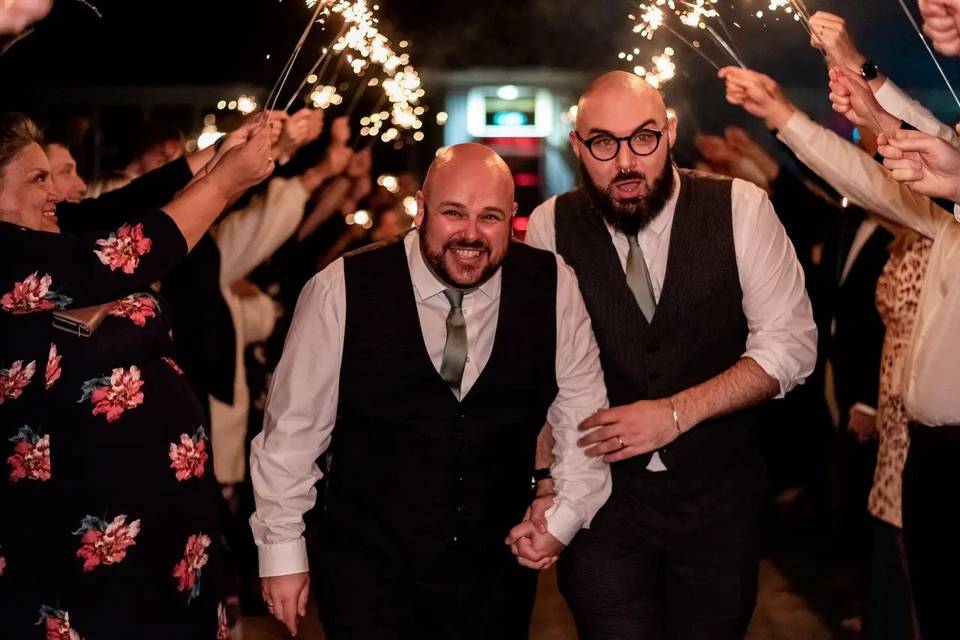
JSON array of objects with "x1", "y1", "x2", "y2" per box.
[{"x1": 667, "y1": 396, "x2": 682, "y2": 434}]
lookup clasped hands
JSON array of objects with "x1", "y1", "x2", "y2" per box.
[{"x1": 506, "y1": 398, "x2": 682, "y2": 570}]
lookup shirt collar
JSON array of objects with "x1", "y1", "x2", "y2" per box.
[
  {"x1": 604, "y1": 166, "x2": 681, "y2": 240},
  {"x1": 405, "y1": 230, "x2": 501, "y2": 302}
]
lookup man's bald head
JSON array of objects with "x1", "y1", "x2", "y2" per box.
[
  {"x1": 577, "y1": 71, "x2": 668, "y2": 132},
  {"x1": 571, "y1": 71, "x2": 678, "y2": 236},
  {"x1": 416, "y1": 143, "x2": 517, "y2": 290},
  {"x1": 423, "y1": 143, "x2": 514, "y2": 204}
]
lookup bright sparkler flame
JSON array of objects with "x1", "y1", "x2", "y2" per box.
[
  {"x1": 633, "y1": 47, "x2": 676, "y2": 89},
  {"x1": 678, "y1": 0, "x2": 718, "y2": 28}
]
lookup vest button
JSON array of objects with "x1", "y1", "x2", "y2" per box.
[
  {"x1": 456, "y1": 505, "x2": 463, "y2": 512},
  {"x1": 456, "y1": 412, "x2": 465, "y2": 419}
]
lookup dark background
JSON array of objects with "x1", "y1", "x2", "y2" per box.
[{"x1": 3, "y1": 0, "x2": 960, "y2": 175}]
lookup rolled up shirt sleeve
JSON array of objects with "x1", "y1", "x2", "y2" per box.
[
  {"x1": 543, "y1": 255, "x2": 612, "y2": 545},
  {"x1": 731, "y1": 179, "x2": 818, "y2": 397},
  {"x1": 249, "y1": 261, "x2": 345, "y2": 577}
]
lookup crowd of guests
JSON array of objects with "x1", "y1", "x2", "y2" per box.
[
  {"x1": 0, "y1": 86, "x2": 416, "y2": 637},
  {"x1": 2, "y1": 0, "x2": 960, "y2": 638}
]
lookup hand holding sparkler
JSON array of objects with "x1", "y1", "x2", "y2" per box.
[
  {"x1": 209, "y1": 127, "x2": 277, "y2": 201},
  {"x1": 274, "y1": 108, "x2": 325, "y2": 162},
  {"x1": 331, "y1": 115, "x2": 352, "y2": 145},
  {"x1": 828, "y1": 67, "x2": 901, "y2": 136},
  {"x1": 807, "y1": 12, "x2": 868, "y2": 71},
  {"x1": 877, "y1": 128, "x2": 960, "y2": 201},
  {"x1": 345, "y1": 147, "x2": 372, "y2": 179},
  {"x1": 920, "y1": 0, "x2": 960, "y2": 56},
  {"x1": 0, "y1": 0, "x2": 51, "y2": 36},
  {"x1": 718, "y1": 67, "x2": 797, "y2": 130}
]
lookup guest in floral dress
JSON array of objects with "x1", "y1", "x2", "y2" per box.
[{"x1": 0, "y1": 113, "x2": 274, "y2": 639}]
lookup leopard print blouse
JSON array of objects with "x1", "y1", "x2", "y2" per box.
[{"x1": 869, "y1": 235, "x2": 933, "y2": 528}]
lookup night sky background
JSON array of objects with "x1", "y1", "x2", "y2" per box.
[{"x1": 3, "y1": 0, "x2": 960, "y2": 174}]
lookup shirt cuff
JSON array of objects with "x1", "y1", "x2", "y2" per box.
[
  {"x1": 544, "y1": 499, "x2": 586, "y2": 546},
  {"x1": 777, "y1": 110, "x2": 815, "y2": 146},
  {"x1": 953, "y1": 203, "x2": 960, "y2": 224},
  {"x1": 257, "y1": 537, "x2": 310, "y2": 577},
  {"x1": 852, "y1": 402, "x2": 877, "y2": 417}
]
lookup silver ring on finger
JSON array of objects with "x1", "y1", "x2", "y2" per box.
[{"x1": 616, "y1": 436, "x2": 625, "y2": 450}]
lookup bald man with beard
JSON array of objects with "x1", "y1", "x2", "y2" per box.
[
  {"x1": 250, "y1": 144, "x2": 611, "y2": 639},
  {"x1": 525, "y1": 72, "x2": 818, "y2": 638}
]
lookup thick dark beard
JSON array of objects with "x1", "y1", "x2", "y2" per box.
[
  {"x1": 417, "y1": 207, "x2": 504, "y2": 290},
  {"x1": 580, "y1": 153, "x2": 675, "y2": 237}
]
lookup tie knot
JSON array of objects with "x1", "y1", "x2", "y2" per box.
[
  {"x1": 627, "y1": 234, "x2": 640, "y2": 247},
  {"x1": 443, "y1": 289, "x2": 464, "y2": 310}
]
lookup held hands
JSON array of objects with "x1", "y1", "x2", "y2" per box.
[
  {"x1": 920, "y1": 0, "x2": 960, "y2": 56},
  {"x1": 577, "y1": 399, "x2": 682, "y2": 464},
  {"x1": 261, "y1": 572, "x2": 310, "y2": 637},
  {"x1": 506, "y1": 489, "x2": 565, "y2": 571},
  {"x1": 807, "y1": 12, "x2": 867, "y2": 68},
  {"x1": 877, "y1": 128, "x2": 960, "y2": 202},
  {"x1": 718, "y1": 67, "x2": 796, "y2": 130}
]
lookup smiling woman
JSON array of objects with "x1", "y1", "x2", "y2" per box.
[
  {"x1": 0, "y1": 112, "x2": 273, "y2": 639},
  {"x1": 0, "y1": 113, "x2": 59, "y2": 232}
]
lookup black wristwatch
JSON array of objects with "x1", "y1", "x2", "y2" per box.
[
  {"x1": 860, "y1": 60, "x2": 879, "y2": 81},
  {"x1": 532, "y1": 468, "x2": 552, "y2": 482}
]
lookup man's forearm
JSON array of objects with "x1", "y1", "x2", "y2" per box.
[
  {"x1": 672, "y1": 357, "x2": 779, "y2": 432},
  {"x1": 535, "y1": 423, "x2": 555, "y2": 470}
]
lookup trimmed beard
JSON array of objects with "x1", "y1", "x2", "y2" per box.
[
  {"x1": 580, "y1": 152, "x2": 675, "y2": 237},
  {"x1": 417, "y1": 205, "x2": 504, "y2": 290}
]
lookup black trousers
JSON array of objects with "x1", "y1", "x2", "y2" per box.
[
  {"x1": 902, "y1": 422, "x2": 960, "y2": 640},
  {"x1": 558, "y1": 468, "x2": 764, "y2": 640},
  {"x1": 317, "y1": 541, "x2": 537, "y2": 640}
]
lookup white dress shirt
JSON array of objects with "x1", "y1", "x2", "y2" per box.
[
  {"x1": 875, "y1": 78, "x2": 960, "y2": 151},
  {"x1": 525, "y1": 169, "x2": 818, "y2": 471},
  {"x1": 250, "y1": 231, "x2": 612, "y2": 577},
  {"x1": 778, "y1": 110, "x2": 960, "y2": 426}
]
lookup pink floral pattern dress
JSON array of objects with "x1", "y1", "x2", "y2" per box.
[{"x1": 0, "y1": 213, "x2": 228, "y2": 639}]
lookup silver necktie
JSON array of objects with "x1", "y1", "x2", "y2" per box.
[
  {"x1": 439, "y1": 289, "x2": 467, "y2": 398},
  {"x1": 626, "y1": 234, "x2": 657, "y2": 321}
]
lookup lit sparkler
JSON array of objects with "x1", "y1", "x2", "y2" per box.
[{"x1": 633, "y1": 47, "x2": 677, "y2": 89}]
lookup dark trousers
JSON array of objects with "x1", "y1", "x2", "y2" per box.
[
  {"x1": 902, "y1": 422, "x2": 960, "y2": 640},
  {"x1": 557, "y1": 469, "x2": 764, "y2": 640},
  {"x1": 865, "y1": 517, "x2": 920, "y2": 640},
  {"x1": 317, "y1": 541, "x2": 537, "y2": 640}
]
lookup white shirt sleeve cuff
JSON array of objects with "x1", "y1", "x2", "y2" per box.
[
  {"x1": 953, "y1": 203, "x2": 960, "y2": 224},
  {"x1": 545, "y1": 499, "x2": 587, "y2": 546},
  {"x1": 257, "y1": 537, "x2": 310, "y2": 577},
  {"x1": 851, "y1": 402, "x2": 878, "y2": 417}
]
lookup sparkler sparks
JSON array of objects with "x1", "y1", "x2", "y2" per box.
[{"x1": 633, "y1": 47, "x2": 677, "y2": 89}]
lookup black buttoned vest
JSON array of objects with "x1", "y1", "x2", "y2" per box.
[
  {"x1": 326, "y1": 238, "x2": 559, "y2": 566},
  {"x1": 555, "y1": 170, "x2": 764, "y2": 492}
]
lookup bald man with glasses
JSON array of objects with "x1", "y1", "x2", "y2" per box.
[{"x1": 525, "y1": 71, "x2": 817, "y2": 638}]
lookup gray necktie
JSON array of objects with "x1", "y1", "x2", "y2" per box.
[
  {"x1": 626, "y1": 235, "x2": 657, "y2": 322},
  {"x1": 440, "y1": 289, "x2": 467, "y2": 398}
]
